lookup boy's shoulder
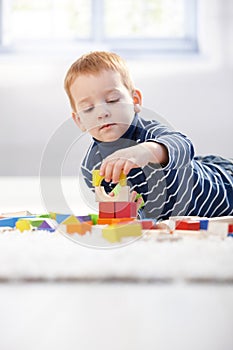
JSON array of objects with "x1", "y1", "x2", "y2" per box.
[
  {"x1": 137, "y1": 114, "x2": 162, "y2": 128},
  {"x1": 82, "y1": 141, "x2": 100, "y2": 169}
]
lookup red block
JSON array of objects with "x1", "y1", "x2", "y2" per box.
[
  {"x1": 99, "y1": 202, "x2": 115, "y2": 218},
  {"x1": 175, "y1": 220, "x2": 200, "y2": 231},
  {"x1": 228, "y1": 224, "x2": 233, "y2": 234},
  {"x1": 115, "y1": 202, "x2": 137, "y2": 218},
  {"x1": 140, "y1": 219, "x2": 156, "y2": 230}
]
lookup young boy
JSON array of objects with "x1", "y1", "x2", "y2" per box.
[{"x1": 64, "y1": 51, "x2": 233, "y2": 221}]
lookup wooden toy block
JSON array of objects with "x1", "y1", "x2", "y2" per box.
[
  {"x1": 1, "y1": 210, "x2": 33, "y2": 217},
  {"x1": 102, "y1": 222, "x2": 142, "y2": 243},
  {"x1": 38, "y1": 220, "x2": 55, "y2": 232},
  {"x1": 208, "y1": 216, "x2": 233, "y2": 224},
  {"x1": 38, "y1": 214, "x2": 51, "y2": 219},
  {"x1": 102, "y1": 227, "x2": 120, "y2": 242},
  {"x1": 114, "y1": 173, "x2": 126, "y2": 186},
  {"x1": 207, "y1": 222, "x2": 229, "y2": 238},
  {"x1": 118, "y1": 172, "x2": 127, "y2": 186},
  {"x1": 54, "y1": 213, "x2": 70, "y2": 224},
  {"x1": 88, "y1": 213, "x2": 99, "y2": 225},
  {"x1": 97, "y1": 218, "x2": 135, "y2": 225},
  {"x1": 206, "y1": 216, "x2": 233, "y2": 238},
  {"x1": 95, "y1": 186, "x2": 130, "y2": 202},
  {"x1": 175, "y1": 220, "x2": 200, "y2": 231},
  {"x1": 200, "y1": 219, "x2": 209, "y2": 231},
  {"x1": 227, "y1": 224, "x2": 233, "y2": 237},
  {"x1": 66, "y1": 222, "x2": 92, "y2": 235},
  {"x1": 99, "y1": 202, "x2": 115, "y2": 218},
  {"x1": 61, "y1": 215, "x2": 81, "y2": 225},
  {"x1": 0, "y1": 215, "x2": 36, "y2": 228},
  {"x1": 0, "y1": 217, "x2": 19, "y2": 228},
  {"x1": 228, "y1": 224, "x2": 233, "y2": 237},
  {"x1": 49, "y1": 212, "x2": 57, "y2": 220},
  {"x1": 16, "y1": 219, "x2": 31, "y2": 232},
  {"x1": 28, "y1": 218, "x2": 44, "y2": 228},
  {"x1": 76, "y1": 215, "x2": 92, "y2": 222},
  {"x1": 92, "y1": 170, "x2": 105, "y2": 186},
  {"x1": 140, "y1": 219, "x2": 156, "y2": 230},
  {"x1": 115, "y1": 202, "x2": 137, "y2": 218},
  {"x1": 92, "y1": 169, "x2": 127, "y2": 187}
]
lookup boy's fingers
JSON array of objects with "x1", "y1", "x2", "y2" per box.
[
  {"x1": 104, "y1": 162, "x2": 114, "y2": 182},
  {"x1": 99, "y1": 162, "x2": 106, "y2": 176},
  {"x1": 123, "y1": 160, "x2": 134, "y2": 175},
  {"x1": 130, "y1": 191, "x2": 138, "y2": 202},
  {"x1": 112, "y1": 159, "x2": 125, "y2": 183}
]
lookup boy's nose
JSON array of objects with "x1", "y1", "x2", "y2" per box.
[{"x1": 97, "y1": 103, "x2": 110, "y2": 119}]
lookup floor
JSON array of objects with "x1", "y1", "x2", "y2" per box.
[
  {"x1": 1, "y1": 177, "x2": 233, "y2": 350},
  {"x1": 1, "y1": 283, "x2": 233, "y2": 350}
]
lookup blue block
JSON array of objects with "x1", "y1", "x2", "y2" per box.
[
  {"x1": 76, "y1": 215, "x2": 92, "y2": 222},
  {"x1": 0, "y1": 216, "x2": 35, "y2": 228},
  {"x1": 0, "y1": 217, "x2": 18, "y2": 227},
  {"x1": 200, "y1": 219, "x2": 209, "y2": 230},
  {"x1": 55, "y1": 214, "x2": 70, "y2": 224}
]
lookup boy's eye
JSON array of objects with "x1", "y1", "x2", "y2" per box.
[
  {"x1": 107, "y1": 98, "x2": 120, "y2": 104},
  {"x1": 83, "y1": 106, "x2": 94, "y2": 113}
]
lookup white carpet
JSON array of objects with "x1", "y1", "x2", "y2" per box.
[{"x1": 1, "y1": 229, "x2": 233, "y2": 283}]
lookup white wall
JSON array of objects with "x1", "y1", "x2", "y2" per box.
[{"x1": 0, "y1": 0, "x2": 232, "y2": 176}]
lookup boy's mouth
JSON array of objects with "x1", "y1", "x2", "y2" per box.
[{"x1": 99, "y1": 123, "x2": 117, "y2": 130}]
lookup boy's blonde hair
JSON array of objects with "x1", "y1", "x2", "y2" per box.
[{"x1": 64, "y1": 51, "x2": 135, "y2": 112}]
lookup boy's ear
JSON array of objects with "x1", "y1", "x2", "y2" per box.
[
  {"x1": 133, "y1": 89, "x2": 142, "y2": 113},
  {"x1": 71, "y1": 112, "x2": 86, "y2": 131}
]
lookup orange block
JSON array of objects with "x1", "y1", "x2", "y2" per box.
[
  {"x1": 97, "y1": 218, "x2": 135, "y2": 225},
  {"x1": 66, "y1": 222, "x2": 92, "y2": 235}
]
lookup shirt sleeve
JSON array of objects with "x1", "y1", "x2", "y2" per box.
[{"x1": 142, "y1": 121, "x2": 195, "y2": 170}]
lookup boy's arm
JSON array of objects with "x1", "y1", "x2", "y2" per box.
[{"x1": 99, "y1": 141, "x2": 168, "y2": 184}]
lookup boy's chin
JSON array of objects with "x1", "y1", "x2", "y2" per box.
[
  {"x1": 96, "y1": 134, "x2": 122, "y2": 142},
  {"x1": 91, "y1": 121, "x2": 132, "y2": 142}
]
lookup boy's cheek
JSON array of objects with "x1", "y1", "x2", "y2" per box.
[{"x1": 74, "y1": 115, "x2": 87, "y2": 132}]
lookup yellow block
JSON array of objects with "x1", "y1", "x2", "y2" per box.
[
  {"x1": 61, "y1": 215, "x2": 80, "y2": 225},
  {"x1": 16, "y1": 219, "x2": 31, "y2": 232},
  {"x1": 92, "y1": 170, "x2": 127, "y2": 186},
  {"x1": 49, "y1": 212, "x2": 56, "y2": 220},
  {"x1": 102, "y1": 222, "x2": 142, "y2": 243},
  {"x1": 118, "y1": 173, "x2": 127, "y2": 186},
  {"x1": 92, "y1": 170, "x2": 105, "y2": 186}
]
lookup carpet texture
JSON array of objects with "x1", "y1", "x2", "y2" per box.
[{"x1": 1, "y1": 230, "x2": 233, "y2": 283}]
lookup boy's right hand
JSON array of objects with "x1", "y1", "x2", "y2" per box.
[
  {"x1": 99, "y1": 144, "x2": 152, "y2": 183},
  {"x1": 99, "y1": 142, "x2": 168, "y2": 184}
]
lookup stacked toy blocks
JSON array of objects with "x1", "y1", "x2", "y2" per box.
[
  {"x1": 93, "y1": 169, "x2": 137, "y2": 222},
  {"x1": 92, "y1": 170, "x2": 142, "y2": 242}
]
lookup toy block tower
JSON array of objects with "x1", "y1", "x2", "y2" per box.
[
  {"x1": 92, "y1": 170, "x2": 142, "y2": 242},
  {"x1": 92, "y1": 170, "x2": 137, "y2": 224}
]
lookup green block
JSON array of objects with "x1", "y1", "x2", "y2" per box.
[
  {"x1": 88, "y1": 213, "x2": 99, "y2": 225},
  {"x1": 37, "y1": 214, "x2": 52, "y2": 218}
]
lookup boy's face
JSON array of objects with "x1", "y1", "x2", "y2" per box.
[{"x1": 70, "y1": 70, "x2": 141, "y2": 142}]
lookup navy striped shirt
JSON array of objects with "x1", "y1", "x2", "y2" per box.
[{"x1": 81, "y1": 114, "x2": 233, "y2": 220}]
